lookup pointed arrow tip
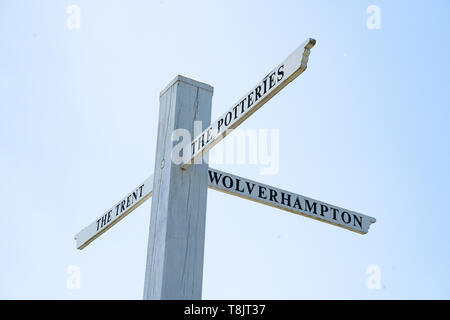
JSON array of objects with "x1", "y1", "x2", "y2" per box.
[{"x1": 307, "y1": 38, "x2": 316, "y2": 49}]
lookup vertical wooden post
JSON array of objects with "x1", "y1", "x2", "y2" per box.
[{"x1": 143, "y1": 75, "x2": 213, "y2": 300}]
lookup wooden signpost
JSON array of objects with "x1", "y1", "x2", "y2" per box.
[{"x1": 75, "y1": 38, "x2": 376, "y2": 299}]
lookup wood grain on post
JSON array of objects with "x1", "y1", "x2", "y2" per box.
[{"x1": 143, "y1": 75, "x2": 213, "y2": 300}]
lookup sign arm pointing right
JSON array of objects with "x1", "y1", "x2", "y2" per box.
[{"x1": 207, "y1": 169, "x2": 376, "y2": 235}]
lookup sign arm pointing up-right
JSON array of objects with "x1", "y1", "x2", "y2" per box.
[{"x1": 183, "y1": 38, "x2": 316, "y2": 169}]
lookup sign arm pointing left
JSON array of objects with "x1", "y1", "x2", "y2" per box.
[{"x1": 75, "y1": 175, "x2": 153, "y2": 250}]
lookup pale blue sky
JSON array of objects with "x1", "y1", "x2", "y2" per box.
[{"x1": 1, "y1": 0, "x2": 450, "y2": 299}]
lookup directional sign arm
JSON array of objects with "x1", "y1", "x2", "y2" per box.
[
  {"x1": 183, "y1": 38, "x2": 316, "y2": 170},
  {"x1": 74, "y1": 175, "x2": 153, "y2": 250},
  {"x1": 207, "y1": 169, "x2": 376, "y2": 234}
]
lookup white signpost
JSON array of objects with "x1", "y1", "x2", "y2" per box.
[{"x1": 75, "y1": 38, "x2": 376, "y2": 300}]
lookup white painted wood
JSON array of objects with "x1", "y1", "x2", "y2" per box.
[
  {"x1": 75, "y1": 167, "x2": 376, "y2": 251},
  {"x1": 75, "y1": 39, "x2": 317, "y2": 251},
  {"x1": 73, "y1": 37, "x2": 379, "y2": 300},
  {"x1": 182, "y1": 38, "x2": 316, "y2": 169},
  {"x1": 143, "y1": 75, "x2": 213, "y2": 300},
  {"x1": 207, "y1": 168, "x2": 376, "y2": 234},
  {"x1": 74, "y1": 175, "x2": 153, "y2": 250}
]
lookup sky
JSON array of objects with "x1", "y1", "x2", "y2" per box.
[{"x1": 1, "y1": 0, "x2": 450, "y2": 299}]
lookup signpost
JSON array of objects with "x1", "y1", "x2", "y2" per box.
[{"x1": 75, "y1": 38, "x2": 377, "y2": 299}]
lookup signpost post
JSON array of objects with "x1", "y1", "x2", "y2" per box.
[
  {"x1": 143, "y1": 76, "x2": 213, "y2": 300},
  {"x1": 75, "y1": 38, "x2": 377, "y2": 300}
]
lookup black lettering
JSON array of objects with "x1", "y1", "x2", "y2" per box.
[
  {"x1": 232, "y1": 105, "x2": 239, "y2": 120},
  {"x1": 353, "y1": 214, "x2": 363, "y2": 228},
  {"x1": 224, "y1": 111, "x2": 232, "y2": 126},
  {"x1": 240, "y1": 97, "x2": 247, "y2": 113},
  {"x1": 269, "y1": 72, "x2": 276, "y2": 89},
  {"x1": 206, "y1": 127, "x2": 213, "y2": 143},
  {"x1": 258, "y1": 186, "x2": 267, "y2": 199},
  {"x1": 222, "y1": 176, "x2": 233, "y2": 189},
  {"x1": 199, "y1": 133, "x2": 206, "y2": 148},
  {"x1": 235, "y1": 179, "x2": 245, "y2": 192},
  {"x1": 277, "y1": 65, "x2": 285, "y2": 81},
  {"x1": 269, "y1": 189, "x2": 278, "y2": 203},
  {"x1": 305, "y1": 200, "x2": 317, "y2": 214},
  {"x1": 246, "y1": 182, "x2": 255, "y2": 194},
  {"x1": 247, "y1": 92, "x2": 254, "y2": 108},
  {"x1": 320, "y1": 204, "x2": 328, "y2": 217},
  {"x1": 281, "y1": 192, "x2": 291, "y2": 207},
  {"x1": 217, "y1": 118, "x2": 224, "y2": 132},
  {"x1": 342, "y1": 211, "x2": 351, "y2": 224},
  {"x1": 330, "y1": 207, "x2": 339, "y2": 220},
  {"x1": 208, "y1": 170, "x2": 222, "y2": 185},
  {"x1": 101, "y1": 214, "x2": 107, "y2": 228},
  {"x1": 255, "y1": 85, "x2": 262, "y2": 101},
  {"x1": 293, "y1": 197, "x2": 303, "y2": 210}
]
